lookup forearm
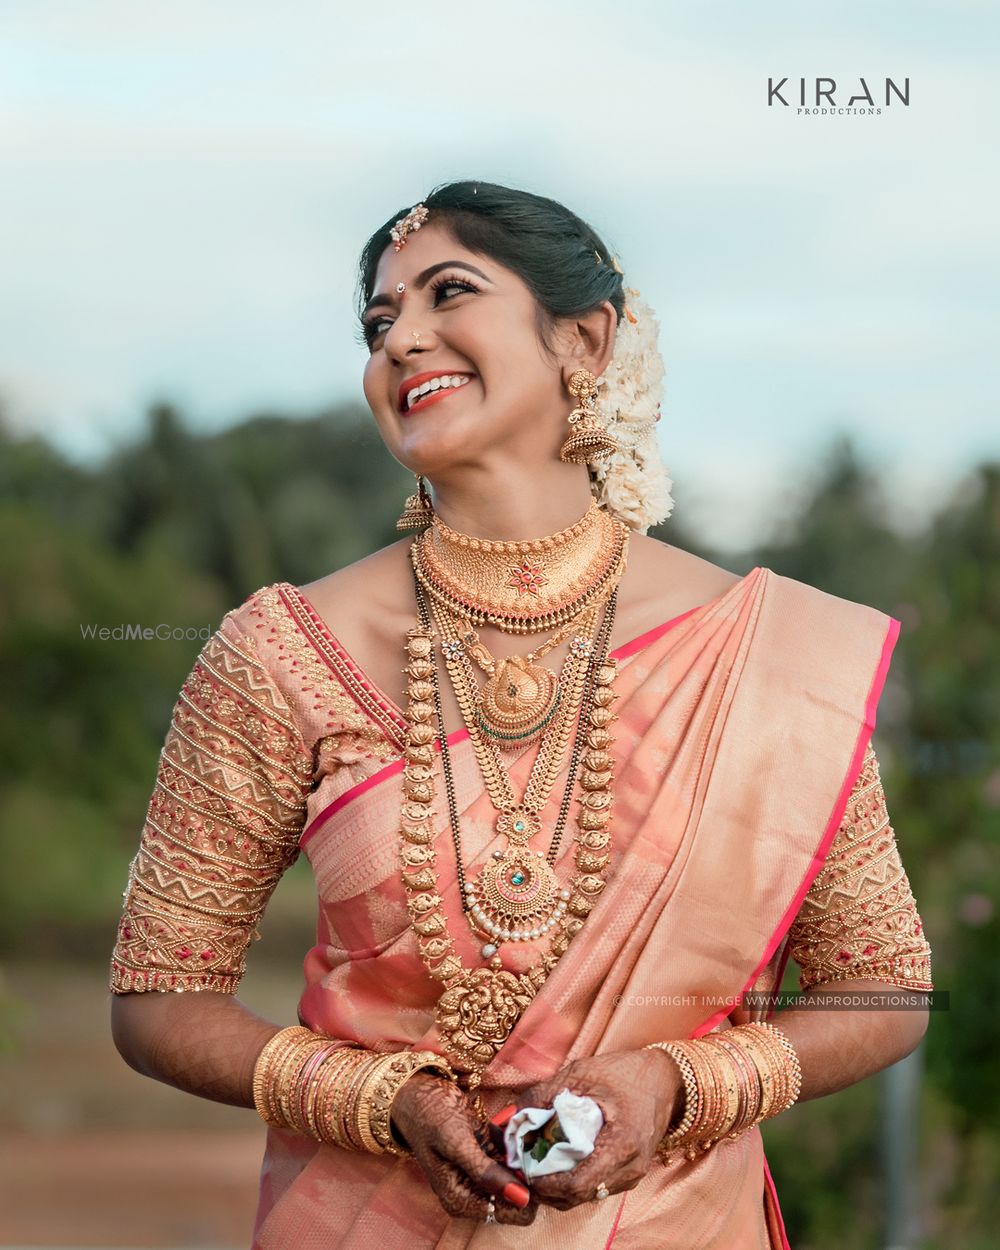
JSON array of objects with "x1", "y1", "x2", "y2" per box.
[
  {"x1": 110, "y1": 990, "x2": 281, "y2": 1109},
  {"x1": 766, "y1": 977, "x2": 929, "y2": 1103}
]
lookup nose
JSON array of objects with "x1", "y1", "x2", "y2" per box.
[{"x1": 384, "y1": 309, "x2": 431, "y2": 364}]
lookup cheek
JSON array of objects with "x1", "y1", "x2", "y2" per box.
[
  {"x1": 362, "y1": 358, "x2": 400, "y2": 445},
  {"x1": 362, "y1": 356, "x2": 381, "y2": 408}
]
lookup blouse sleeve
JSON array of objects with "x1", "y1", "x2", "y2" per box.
[
  {"x1": 109, "y1": 613, "x2": 315, "y2": 994},
  {"x1": 787, "y1": 743, "x2": 933, "y2": 992}
]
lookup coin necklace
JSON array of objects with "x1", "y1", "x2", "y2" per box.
[{"x1": 397, "y1": 580, "x2": 621, "y2": 1084}]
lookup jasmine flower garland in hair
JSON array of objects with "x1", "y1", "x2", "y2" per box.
[{"x1": 590, "y1": 288, "x2": 675, "y2": 535}]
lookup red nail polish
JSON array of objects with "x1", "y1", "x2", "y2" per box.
[
  {"x1": 503, "y1": 1182, "x2": 531, "y2": 1208},
  {"x1": 490, "y1": 1104, "x2": 517, "y2": 1127}
]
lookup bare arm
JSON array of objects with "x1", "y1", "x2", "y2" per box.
[
  {"x1": 769, "y1": 977, "x2": 928, "y2": 1103},
  {"x1": 110, "y1": 990, "x2": 281, "y2": 1109}
]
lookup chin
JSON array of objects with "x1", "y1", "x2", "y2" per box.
[{"x1": 395, "y1": 416, "x2": 493, "y2": 478}]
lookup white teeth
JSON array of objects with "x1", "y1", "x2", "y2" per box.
[{"x1": 405, "y1": 374, "x2": 470, "y2": 410}]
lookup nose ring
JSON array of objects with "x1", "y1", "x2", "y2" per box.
[{"x1": 412, "y1": 331, "x2": 422, "y2": 347}]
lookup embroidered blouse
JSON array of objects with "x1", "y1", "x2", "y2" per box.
[{"x1": 109, "y1": 584, "x2": 933, "y2": 997}]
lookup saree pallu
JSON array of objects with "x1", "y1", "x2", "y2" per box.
[{"x1": 252, "y1": 567, "x2": 899, "y2": 1250}]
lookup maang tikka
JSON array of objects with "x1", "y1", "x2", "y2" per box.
[
  {"x1": 390, "y1": 204, "x2": 429, "y2": 252},
  {"x1": 559, "y1": 369, "x2": 618, "y2": 463},
  {"x1": 396, "y1": 474, "x2": 434, "y2": 531}
]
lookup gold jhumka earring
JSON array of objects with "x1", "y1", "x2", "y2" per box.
[
  {"x1": 395, "y1": 474, "x2": 434, "y2": 531},
  {"x1": 559, "y1": 368, "x2": 618, "y2": 463}
]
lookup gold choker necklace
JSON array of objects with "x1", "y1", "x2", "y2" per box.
[{"x1": 413, "y1": 499, "x2": 628, "y2": 635}]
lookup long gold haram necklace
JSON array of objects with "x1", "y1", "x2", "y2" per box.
[
  {"x1": 427, "y1": 593, "x2": 600, "y2": 954},
  {"x1": 398, "y1": 580, "x2": 620, "y2": 1086}
]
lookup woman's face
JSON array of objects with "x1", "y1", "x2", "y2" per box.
[{"x1": 361, "y1": 223, "x2": 570, "y2": 478}]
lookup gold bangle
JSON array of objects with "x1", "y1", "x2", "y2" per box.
[
  {"x1": 644, "y1": 1042, "x2": 699, "y2": 1162},
  {"x1": 252, "y1": 1027, "x2": 316, "y2": 1127},
  {"x1": 340, "y1": 1054, "x2": 376, "y2": 1151},
  {"x1": 723, "y1": 1024, "x2": 798, "y2": 1121},
  {"x1": 274, "y1": 1035, "x2": 325, "y2": 1133},
  {"x1": 354, "y1": 1054, "x2": 393, "y2": 1154},
  {"x1": 307, "y1": 1047, "x2": 360, "y2": 1144},
  {"x1": 754, "y1": 1022, "x2": 803, "y2": 1114},
  {"x1": 295, "y1": 1042, "x2": 339, "y2": 1137},
  {"x1": 704, "y1": 1033, "x2": 761, "y2": 1137},
  {"x1": 684, "y1": 1040, "x2": 725, "y2": 1146},
  {"x1": 370, "y1": 1052, "x2": 457, "y2": 1154},
  {"x1": 318, "y1": 1049, "x2": 370, "y2": 1148}
]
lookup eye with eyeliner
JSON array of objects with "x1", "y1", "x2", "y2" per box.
[{"x1": 362, "y1": 274, "x2": 481, "y2": 348}]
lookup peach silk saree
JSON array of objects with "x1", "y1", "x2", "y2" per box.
[{"x1": 251, "y1": 567, "x2": 899, "y2": 1250}]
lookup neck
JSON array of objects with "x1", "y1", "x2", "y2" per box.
[{"x1": 427, "y1": 462, "x2": 595, "y2": 542}]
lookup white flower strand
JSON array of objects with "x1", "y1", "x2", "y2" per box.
[{"x1": 589, "y1": 287, "x2": 675, "y2": 535}]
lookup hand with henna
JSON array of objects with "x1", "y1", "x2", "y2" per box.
[
  {"x1": 512, "y1": 1049, "x2": 682, "y2": 1211},
  {"x1": 391, "y1": 1071, "x2": 536, "y2": 1225}
]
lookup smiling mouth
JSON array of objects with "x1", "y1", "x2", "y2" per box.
[{"x1": 401, "y1": 374, "x2": 473, "y2": 415}]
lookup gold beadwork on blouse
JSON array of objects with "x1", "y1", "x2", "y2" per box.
[
  {"x1": 109, "y1": 626, "x2": 314, "y2": 994},
  {"x1": 788, "y1": 744, "x2": 933, "y2": 992},
  {"x1": 256, "y1": 584, "x2": 405, "y2": 761}
]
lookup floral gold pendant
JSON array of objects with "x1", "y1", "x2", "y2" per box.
[
  {"x1": 476, "y1": 656, "x2": 560, "y2": 744},
  {"x1": 463, "y1": 842, "x2": 571, "y2": 948}
]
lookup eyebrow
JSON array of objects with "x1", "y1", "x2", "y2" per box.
[{"x1": 362, "y1": 260, "x2": 493, "y2": 318}]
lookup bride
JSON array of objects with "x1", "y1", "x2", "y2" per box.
[{"x1": 110, "y1": 180, "x2": 932, "y2": 1249}]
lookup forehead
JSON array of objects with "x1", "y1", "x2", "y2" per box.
[{"x1": 370, "y1": 222, "x2": 496, "y2": 290}]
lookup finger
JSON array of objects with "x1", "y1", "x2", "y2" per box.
[
  {"x1": 529, "y1": 1142, "x2": 642, "y2": 1210},
  {"x1": 437, "y1": 1128, "x2": 534, "y2": 1212},
  {"x1": 430, "y1": 1151, "x2": 535, "y2": 1225}
]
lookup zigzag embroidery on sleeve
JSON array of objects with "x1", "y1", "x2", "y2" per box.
[
  {"x1": 110, "y1": 625, "x2": 314, "y2": 993},
  {"x1": 789, "y1": 745, "x2": 933, "y2": 992}
]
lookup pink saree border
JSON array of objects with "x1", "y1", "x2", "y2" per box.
[
  {"x1": 604, "y1": 1193, "x2": 628, "y2": 1248},
  {"x1": 610, "y1": 605, "x2": 699, "y2": 660},
  {"x1": 691, "y1": 613, "x2": 901, "y2": 1041},
  {"x1": 763, "y1": 1155, "x2": 792, "y2": 1250},
  {"x1": 300, "y1": 727, "x2": 470, "y2": 849},
  {"x1": 686, "y1": 613, "x2": 898, "y2": 1250}
]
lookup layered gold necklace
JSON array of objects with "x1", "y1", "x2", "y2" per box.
[
  {"x1": 398, "y1": 503, "x2": 629, "y2": 1093},
  {"x1": 413, "y1": 499, "x2": 627, "y2": 743}
]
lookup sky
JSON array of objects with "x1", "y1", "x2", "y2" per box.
[{"x1": 1, "y1": 0, "x2": 997, "y2": 548}]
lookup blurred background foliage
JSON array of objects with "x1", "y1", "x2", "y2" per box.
[{"x1": 0, "y1": 401, "x2": 997, "y2": 1249}]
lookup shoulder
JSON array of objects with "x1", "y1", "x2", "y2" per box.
[
  {"x1": 618, "y1": 533, "x2": 745, "y2": 632},
  {"x1": 629, "y1": 533, "x2": 743, "y2": 598},
  {"x1": 297, "y1": 537, "x2": 415, "y2": 633},
  {"x1": 213, "y1": 539, "x2": 414, "y2": 636}
]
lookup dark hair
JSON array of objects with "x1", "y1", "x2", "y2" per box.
[{"x1": 356, "y1": 180, "x2": 625, "y2": 351}]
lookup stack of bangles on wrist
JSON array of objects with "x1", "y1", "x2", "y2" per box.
[
  {"x1": 645, "y1": 1021, "x2": 802, "y2": 1163},
  {"x1": 252, "y1": 1025, "x2": 457, "y2": 1155}
]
